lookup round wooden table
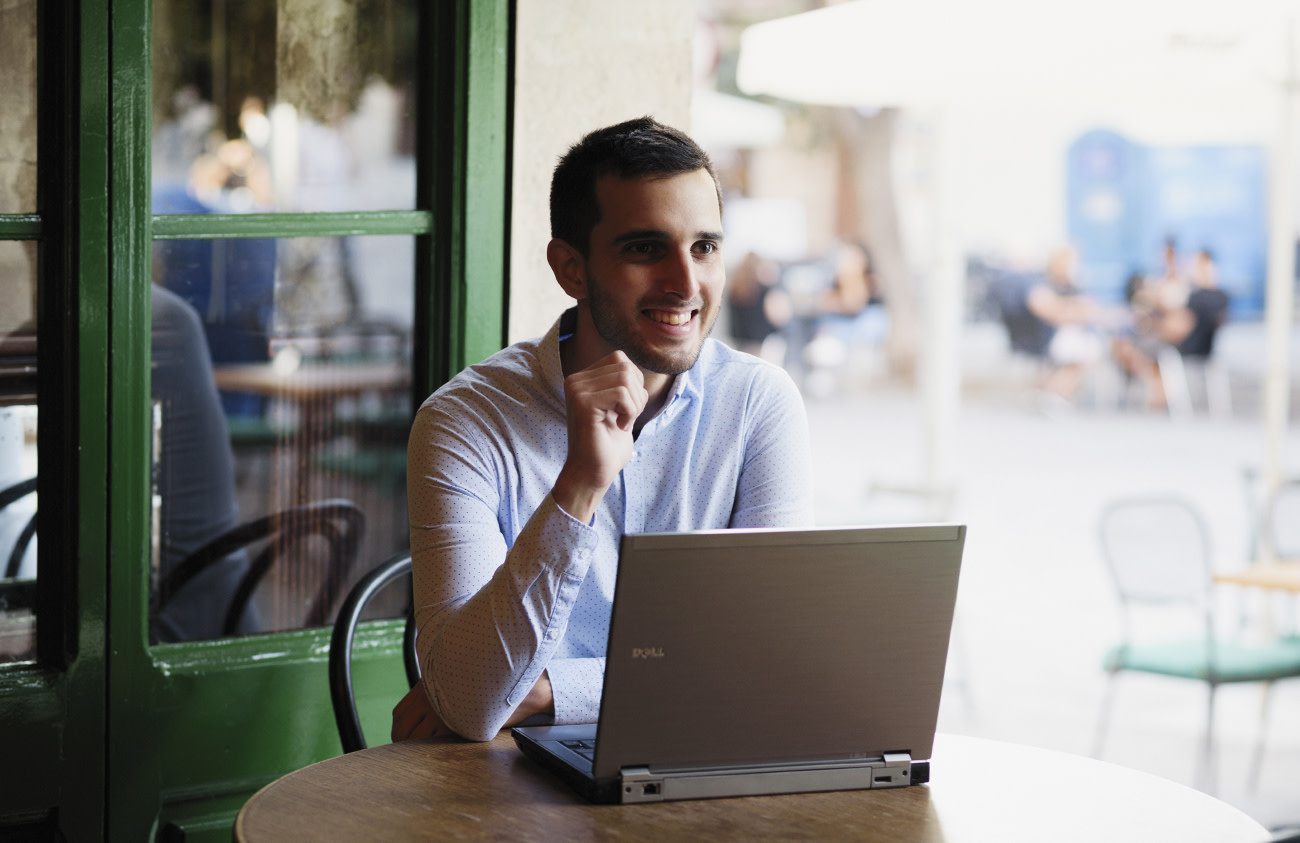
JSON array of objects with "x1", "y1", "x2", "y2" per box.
[{"x1": 235, "y1": 732, "x2": 1269, "y2": 842}]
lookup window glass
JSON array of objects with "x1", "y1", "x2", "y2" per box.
[
  {"x1": 149, "y1": 235, "x2": 413, "y2": 642},
  {"x1": 0, "y1": 0, "x2": 39, "y2": 664},
  {"x1": 0, "y1": 0, "x2": 38, "y2": 214},
  {"x1": 151, "y1": 0, "x2": 419, "y2": 214}
]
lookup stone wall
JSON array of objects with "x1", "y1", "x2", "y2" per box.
[{"x1": 507, "y1": 0, "x2": 695, "y2": 343}]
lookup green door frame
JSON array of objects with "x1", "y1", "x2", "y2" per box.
[
  {"x1": 0, "y1": 1, "x2": 511, "y2": 840},
  {"x1": 0, "y1": 1, "x2": 110, "y2": 839}
]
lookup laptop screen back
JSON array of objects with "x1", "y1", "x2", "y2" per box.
[{"x1": 592, "y1": 524, "x2": 965, "y2": 779}]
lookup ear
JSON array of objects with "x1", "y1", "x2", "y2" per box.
[{"x1": 547, "y1": 239, "x2": 587, "y2": 300}]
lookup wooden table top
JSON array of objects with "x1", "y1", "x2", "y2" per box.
[
  {"x1": 234, "y1": 732, "x2": 1268, "y2": 843},
  {"x1": 1214, "y1": 560, "x2": 1300, "y2": 593},
  {"x1": 213, "y1": 362, "x2": 409, "y2": 401}
]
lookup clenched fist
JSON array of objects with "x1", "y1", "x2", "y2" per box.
[{"x1": 552, "y1": 351, "x2": 649, "y2": 523}]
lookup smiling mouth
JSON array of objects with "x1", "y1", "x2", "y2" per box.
[{"x1": 646, "y1": 309, "x2": 696, "y2": 326}]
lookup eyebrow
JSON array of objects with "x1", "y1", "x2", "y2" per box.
[{"x1": 611, "y1": 229, "x2": 725, "y2": 245}]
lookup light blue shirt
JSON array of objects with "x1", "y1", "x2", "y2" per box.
[{"x1": 408, "y1": 308, "x2": 814, "y2": 740}]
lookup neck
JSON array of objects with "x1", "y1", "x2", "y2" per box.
[{"x1": 559, "y1": 308, "x2": 676, "y2": 431}]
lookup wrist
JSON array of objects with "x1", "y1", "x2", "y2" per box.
[
  {"x1": 507, "y1": 672, "x2": 554, "y2": 727},
  {"x1": 552, "y1": 470, "x2": 605, "y2": 524}
]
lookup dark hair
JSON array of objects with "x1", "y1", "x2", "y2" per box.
[
  {"x1": 1123, "y1": 271, "x2": 1146, "y2": 303},
  {"x1": 550, "y1": 116, "x2": 721, "y2": 256}
]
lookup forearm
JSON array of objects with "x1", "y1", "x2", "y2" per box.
[{"x1": 415, "y1": 495, "x2": 597, "y2": 740}]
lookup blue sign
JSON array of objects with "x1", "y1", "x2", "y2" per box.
[{"x1": 1067, "y1": 130, "x2": 1267, "y2": 317}]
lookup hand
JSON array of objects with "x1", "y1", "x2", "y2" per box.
[
  {"x1": 553, "y1": 351, "x2": 648, "y2": 523},
  {"x1": 391, "y1": 674, "x2": 555, "y2": 742},
  {"x1": 504, "y1": 672, "x2": 554, "y2": 728},
  {"x1": 391, "y1": 684, "x2": 455, "y2": 742}
]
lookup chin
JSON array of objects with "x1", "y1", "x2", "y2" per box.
[{"x1": 629, "y1": 344, "x2": 704, "y2": 376}]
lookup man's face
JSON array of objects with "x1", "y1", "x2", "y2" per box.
[{"x1": 580, "y1": 169, "x2": 725, "y2": 376}]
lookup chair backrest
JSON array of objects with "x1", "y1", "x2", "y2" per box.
[
  {"x1": 155, "y1": 498, "x2": 366, "y2": 636},
  {"x1": 329, "y1": 550, "x2": 418, "y2": 753},
  {"x1": 0, "y1": 477, "x2": 37, "y2": 579},
  {"x1": 1263, "y1": 479, "x2": 1300, "y2": 560},
  {"x1": 1098, "y1": 496, "x2": 1213, "y2": 609}
]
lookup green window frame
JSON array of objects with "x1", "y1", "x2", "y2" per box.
[{"x1": 0, "y1": 1, "x2": 512, "y2": 839}]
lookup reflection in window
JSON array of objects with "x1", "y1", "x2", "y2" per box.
[
  {"x1": 149, "y1": 236, "x2": 414, "y2": 643},
  {"x1": 0, "y1": 0, "x2": 38, "y2": 664},
  {"x1": 151, "y1": 0, "x2": 419, "y2": 214},
  {"x1": 0, "y1": 0, "x2": 38, "y2": 214}
]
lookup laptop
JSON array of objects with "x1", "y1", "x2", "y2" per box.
[{"x1": 512, "y1": 523, "x2": 966, "y2": 804}]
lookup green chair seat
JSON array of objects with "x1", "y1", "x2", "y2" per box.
[
  {"x1": 225, "y1": 415, "x2": 295, "y2": 447},
  {"x1": 1104, "y1": 636, "x2": 1300, "y2": 683},
  {"x1": 311, "y1": 448, "x2": 407, "y2": 493}
]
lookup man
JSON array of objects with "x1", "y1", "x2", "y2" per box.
[
  {"x1": 392, "y1": 117, "x2": 814, "y2": 742},
  {"x1": 1023, "y1": 245, "x2": 1103, "y2": 404}
]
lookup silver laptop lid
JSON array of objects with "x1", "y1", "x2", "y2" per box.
[{"x1": 592, "y1": 524, "x2": 965, "y2": 780}]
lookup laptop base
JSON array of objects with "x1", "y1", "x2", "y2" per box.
[
  {"x1": 512, "y1": 724, "x2": 930, "y2": 805},
  {"x1": 619, "y1": 752, "x2": 922, "y2": 804}
]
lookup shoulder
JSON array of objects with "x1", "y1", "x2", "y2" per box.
[
  {"x1": 693, "y1": 339, "x2": 801, "y2": 407},
  {"x1": 1188, "y1": 287, "x2": 1229, "y2": 312},
  {"x1": 416, "y1": 337, "x2": 555, "y2": 430}
]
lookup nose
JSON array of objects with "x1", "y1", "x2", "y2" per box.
[{"x1": 660, "y1": 247, "x2": 702, "y2": 302}]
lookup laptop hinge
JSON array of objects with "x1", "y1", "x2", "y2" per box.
[{"x1": 619, "y1": 753, "x2": 915, "y2": 803}]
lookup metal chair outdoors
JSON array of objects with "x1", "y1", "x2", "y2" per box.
[
  {"x1": 1092, "y1": 496, "x2": 1300, "y2": 794},
  {"x1": 155, "y1": 498, "x2": 365, "y2": 637},
  {"x1": 1239, "y1": 469, "x2": 1300, "y2": 636},
  {"x1": 0, "y1": 477, "x2": 37, "y2": 579},
  {"x1": 1261, "y1": 478, "x2": 1300, "y2": 562},
  {"x1": 329, "y1": 551, "x2": 418, "y2": 753}
]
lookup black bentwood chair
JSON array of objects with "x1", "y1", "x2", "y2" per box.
[{"x1": 329, "y1": 550, "x2": 419, "y2": 753}]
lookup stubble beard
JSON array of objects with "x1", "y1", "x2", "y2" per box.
[{"x1": 585, "y1": 270, "x2": 715, "y2": 377}]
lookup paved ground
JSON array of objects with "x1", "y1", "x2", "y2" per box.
[{"x1": 797, "y1": 320, "x2": 1300, "y2": 835}]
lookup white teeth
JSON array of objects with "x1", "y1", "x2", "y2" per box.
[{"x1": 650, "y1": 311, "x2": 691, "y2": 325}]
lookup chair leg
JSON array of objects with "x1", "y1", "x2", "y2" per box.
[
  {"x1": 1092, "y1": 672, "x2": 1118, "y2": 759},
  {"x1": 1158, "y1": 347, "x2": 1193, "y2": 421},
  {"x1": 1249, "y1": 681, "x2": 1275, "y2": 792},
  {"x1": 1198, "y1": 683, "x2": 1218, "y2": 794},
  {"x1": 1205, "y1": 362, "x2": 1232, "y2": 421}
]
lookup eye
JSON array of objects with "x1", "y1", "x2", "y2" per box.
[
  {"x1": 693, "y1": 241, "x2": 719, "y2": 257},
  {"x1": 625, "y1": 241, "x2": 665, "y2": 259}
]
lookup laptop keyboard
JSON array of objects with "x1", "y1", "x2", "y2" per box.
[{"x1": 560, "y1": 739, "x2": 597, "y2": 761}]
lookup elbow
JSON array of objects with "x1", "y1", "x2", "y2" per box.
[
  {"x1": 430, "y1": 687, "x2": 507, "y2": 742},
  {"x1": 459, "y1": 724, "x2": 501, "y2": 743},
  {"x1": 444, "y1": 709, "x2": 506, "y2": 743}
]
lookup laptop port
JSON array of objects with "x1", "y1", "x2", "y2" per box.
[{"x1": 642, "y1": 782, "x2": 661, "y2": 796}]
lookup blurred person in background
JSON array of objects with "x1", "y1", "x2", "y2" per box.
[
  {"x1": 1024, "y1": 245, "x2": 1104, "y2": 408},
  {"x1": 813, "y1": 240, "x2": 889, "y2": 350},
  {"x1": 726, "y1": 250, "x2": 790, "y2": 360},
  {"x1": 1112, "y1": 248, "x2": 1229, "y2": 410}
]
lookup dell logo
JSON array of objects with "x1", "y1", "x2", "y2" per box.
[{"x1": 632, "y1": 647, "x2": 665, "y2": 659}]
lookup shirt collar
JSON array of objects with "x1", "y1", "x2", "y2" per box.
[
  {"x1": 540, "y1": 309, "x2": 574, "y2": 403},
  {"x1": 544, "y1": 305, "x2": 706, "y2": 408}
]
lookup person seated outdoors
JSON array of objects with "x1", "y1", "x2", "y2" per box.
[
  {"x1": 1023, "y1": 245, "x2": 1104, "y2": 405},
  {"x1": 150, "y1": 284, "x2": 259, "y2": 641},
  {"x1": 725, "y1": 250, "x2": 790, "y2": 359},
  {"x1": 809, "y1": 240, "x2": 890, "y2": 353},
  {"x1": 1112, "y1": 248, "x2": 1229, "y2": 410},
  {"x1": 392, "y1": 117, "x2": 815, "y2": 742}
]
